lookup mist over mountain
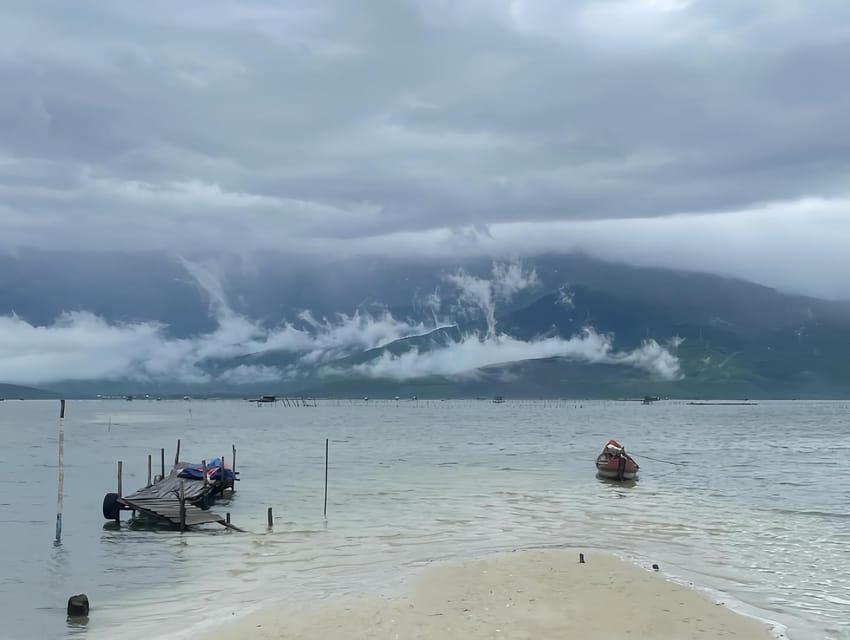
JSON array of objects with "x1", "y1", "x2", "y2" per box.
[
  {"x1": 0, "y1": 250, "x2": 215, "y2": 337},
  {"x1": 2, "y1": 250, "x2": 849, "y2": 399}
]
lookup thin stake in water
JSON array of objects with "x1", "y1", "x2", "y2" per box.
[
  {"x1": 323, "y1": 438, "x2": 329, "y2": 519},
  {"x1": 55, "y1": 399, "x2": 66, "y2": 545}
]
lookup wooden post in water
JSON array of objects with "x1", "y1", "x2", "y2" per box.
[
  {"x1": 323, "y1": 438, "x2": 329, "y2": 519},
  {"x1": 231, "y1": 445, "x2": 237, "y2": 494},
  {"x1": 117, "y1": 461, "x2": 123, "y2": 498},
  {"x1": 146, "y1": 454, "x2": 152, "y2": 487},
  {"x1": 174, "y1": 439, "x2": 181, "y2": 468},
  {"x1": 267, "y1": 507, "x2": 273, "y2": 529},
  {"x1": 179, "y1": 480, "x2": 186, "y2": 532},
  {"x1": 160, "y1": 447, "x2": 165, "y2": 480},
  {"x1": 55, "y1": 399, "x2": 66, "y2": 545},
  {"x1": 202, "y1": 459, "x2": 208, "y2": 487},
  {"x1": 221, "y1": 455, "x2": 227, "y2": 492}
]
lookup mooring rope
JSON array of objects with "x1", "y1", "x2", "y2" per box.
[{"x1": 628, "y1": 451, "x2": 688, "y2": 466}]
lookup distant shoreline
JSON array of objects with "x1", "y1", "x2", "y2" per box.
[
  {"x1": 687, "y1": 401, "x2": 759, "y2": 405},
  {"x1": 4, "y1": 394, "x2": 850, "y2": 402}
]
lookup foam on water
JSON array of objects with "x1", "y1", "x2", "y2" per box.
[{"x1": 0, "y1": 399, "x2": 848, "y2": 640}]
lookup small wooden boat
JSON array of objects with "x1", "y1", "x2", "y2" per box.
[{"x1": 595, "y1": 439, "x2": 639, "y2": 480}]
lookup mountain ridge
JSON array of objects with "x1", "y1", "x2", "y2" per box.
[
  {"x1": 0, "y1": 383, "x2": 60, "y2": 400},
  {"x1": 2, "y1": 251, "x2": 849, "y2": 398}
]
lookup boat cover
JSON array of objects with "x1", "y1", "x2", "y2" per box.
[
  {"x1": 178, "y1": 457, "x2": 235, "y2": 481},
  {"x1": 604, "y1": 439, "x2": 624, "y2": 453}
]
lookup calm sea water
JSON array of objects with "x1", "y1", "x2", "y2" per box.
[{"x1": 0, "y1": 399, "x2": 847, "y2": 640}]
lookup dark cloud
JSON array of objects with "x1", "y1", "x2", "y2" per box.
[{"x1": 0, "y1": 0, "x2": 848, "y2": 295}]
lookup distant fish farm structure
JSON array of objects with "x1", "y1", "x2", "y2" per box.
[{"x1": 250, "y1": 395, "x2": 318, "y2": 407}]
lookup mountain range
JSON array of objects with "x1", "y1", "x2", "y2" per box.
[{"x1": 2, "y1": 251, "x2": 849, "y2": 399}]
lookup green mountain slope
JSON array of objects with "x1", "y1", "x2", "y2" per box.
[{"x1": 0, "y1": 383, "x2": 61, "y2": 400}]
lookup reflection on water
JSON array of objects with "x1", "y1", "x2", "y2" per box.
[
  {"x1": 595, "y1": 474, "x2": 638, "y2": 489},
  {"x1": 0, "y1": 399, "x2": 848, "y2": 640},
  {"x1": 66, "y1": 617, "x2": 90, "y2": 634}
]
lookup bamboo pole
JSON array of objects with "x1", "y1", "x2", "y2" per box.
[
  {"x1": 146, "y1": 454, "x2": 152, "y2": 487},
  {"x1": 174, "y1": 439, "x2": 181, "y2": 468},
  {"x1": 323, "y1": 438, "x2": 329, "y2": 519},
  {"x1": 160, "y1": 447, "x2": 165, "y2": 481},
  {"x1": 117, "y1": 461, "x2": 123, "y2": 498},
  {"x1": 55, "y1": 400, "x2": 66, "y2": 545},
  {"x1": 231, "y1": 445, "x2": 237, "y2": 494},
  {"x1": 267, "y1": 507, "x2": 273, "y2": 529},
  {"x1": 202, "y1": 459, "x2": 208, "y2": 487}
]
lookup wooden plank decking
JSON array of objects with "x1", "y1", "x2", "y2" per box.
[
  {"x1": 118, "y1": 463, "x2": 233, "y2": 528},
  {"x1": 124, "y1": 464, "x2": 223, "y2": 501},
  {"x1": 120, "y1": 496, "x2": 226, "y2": 526}
]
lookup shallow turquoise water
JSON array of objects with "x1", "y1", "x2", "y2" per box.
[{"x1": 0, "y1": 398, "x2": 847, "y2": 640}]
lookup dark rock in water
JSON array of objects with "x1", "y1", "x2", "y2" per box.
[
  {"x1": 652, "y1": 564, "x2": 660, "y2": 571},
  {"x1": 67, "y1": 594, "x2": 89, "y2": 618}
]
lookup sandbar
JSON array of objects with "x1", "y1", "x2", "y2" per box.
[{"x1": 215, "y1": 549, "x2": 777, "y2": 639}]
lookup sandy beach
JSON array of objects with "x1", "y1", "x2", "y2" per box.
[{"x1": 215, "y1": 549, "x2": 778, "y2": 640}]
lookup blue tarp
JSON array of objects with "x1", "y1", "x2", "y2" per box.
[{"x1": 177, "y1": 457, "x2": 235, "y2": 481}]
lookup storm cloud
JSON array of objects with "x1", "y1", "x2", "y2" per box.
[{"x1": 1, "y1": 0, "x2": 849, "y2": 296}]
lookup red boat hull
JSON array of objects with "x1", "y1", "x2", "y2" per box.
[
  {"x1": 595, "y1": 456, "x2": 639, "y2": 480},
  {"x1": 595, "y1": 439, "x2": 639, "y2": 480}
]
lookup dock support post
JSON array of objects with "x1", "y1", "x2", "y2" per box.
[
  {"x1": 202, "y1": 459, "x2": 208, "y2": 487},
  {"x1": 146, "y1": 454, "x2": 152, "y2": 487},
  {"x1": 179, "y1": 480, "x2": 186, "y2": 532},
  {"x1": 226, "y1": 512, "x2": 231, "y2": 525},
  {"x1": 160, "y1": 448, "x2": 165, "y2": 481},
  {"x1": 115, "y1": 460, "x2": 123, "y2": 523},
  {"x1": 174, "y1": 439, "x2": 181, "y2": 468},
  {"x1": 232, "y1": 445, "x2": 237, "y2": 494},
  {"x1": 323, "y1": 438, "x2": 329, "y2": 519},
  {"x1": 267, "y1": 507, "x2": 273, "y2": 529}
]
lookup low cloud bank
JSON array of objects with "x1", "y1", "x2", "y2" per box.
[{"x1": 0, "y1": 260, "x2": 681, "y2": 386}]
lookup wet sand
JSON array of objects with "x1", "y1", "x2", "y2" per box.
[{"x1": 215, "y1": 549, "x2": 778, "y2": 639}]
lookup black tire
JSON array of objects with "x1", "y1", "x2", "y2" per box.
[{"x1": 103, "y1": 492, "x2": 120, "y2": 520}]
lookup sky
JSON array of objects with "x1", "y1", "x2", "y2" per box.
[
  {"x1": 1, "y1": 1, "x2": 848, "y2": 387},
  {"x1": 0, "y1": 0, "x2": 849, "y2": 298}
]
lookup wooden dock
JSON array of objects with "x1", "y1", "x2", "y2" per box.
[
  {"x1": 104, "y1": 441, "x2": 240, "y2": 531},
  {"x1": 118, "y1": 466, "x2": 229, "y2": 528}
]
